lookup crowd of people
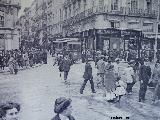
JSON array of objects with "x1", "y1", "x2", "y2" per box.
[
  {"x1": 52, "y1": 49, "x2": 160, "y2": 104},
  {"x1": 1, "y1": 48, "x2": 160, "y2": 120},
  {"x1": 0, "y1": 49, "x2": 48, "y2": 74},
  {"x1": 95, "y1": 55, "x2": 159, "y2": 104}
]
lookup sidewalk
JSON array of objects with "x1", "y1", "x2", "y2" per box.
[{"x1": 0, "y1": 63, "x2": 43, "y2": 74}]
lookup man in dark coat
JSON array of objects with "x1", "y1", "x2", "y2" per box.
[
  {"x1": 139, "y1": 60, "x2": 151, "y2": 102},
  {"x1": 80, "y1": 61, "x2": 96, "y2": 94},
  {"x1": 62, "y1": 56, "x2": 71, "y2": 82}
]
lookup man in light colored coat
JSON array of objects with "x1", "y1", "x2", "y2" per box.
[{"x1": 97, "y1": 56, "x2": 105, "y2": 87}]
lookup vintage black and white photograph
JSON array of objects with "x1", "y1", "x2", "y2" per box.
[{"x1": 0, "y1": 0, "x2": 160, "y2": 120}]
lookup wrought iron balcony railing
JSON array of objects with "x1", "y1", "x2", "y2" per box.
[{"x1": 62, "y1": 5, "x2": 157, "y2": 27}]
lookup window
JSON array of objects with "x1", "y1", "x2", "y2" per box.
[
  {"x1": 59, "y1": 9, "x2": 62, "y2": 21},
  {"x1": 83, "y1": 0, "x2": 87, "y2": 11},
  {"x1": 65, "y1": 8, "x2": 67, "y2": 19},
  {"x1": 146, "y1": 0, "x2": 152, "y2": 12},
  {"x1": 158, "y1": 24, "x2": 160, "y2": 33},
  {"x1": 131, "y1": 0, "x2": 138, "y2": 11},
  {"x1": 69, "y1": 6, "x2": 71, "y2": 17},
  {"x1": 78, "y1": 0, "x2": 81, "y2": 12},
  {"x1": 99, "y1": 0, "x2": 104, "y2": 6},
  {"x1": 92, "y1": 0, "x2": 95, "y2": 7},
  {"x1": 110, "y1": 21, "x2": 120, "y2": 28},
  {"x1": 59, "y1": 43, "x2": 62, "y2": 49},
  {"x1": 143, "y1": 22, "x2": 153, "y2": 32},
  {"x1": 0, "y1": 16, "x2": 4, "y2": 27},
  {"x1": 111, "y1": 0, "x2": 119, "y2": 10},
  {"x1": 69, "y1": 44, "x2": 72, "y2": 50},
  {"x1": 73, "y1": 2, "x2": 76, "y2": 16}
]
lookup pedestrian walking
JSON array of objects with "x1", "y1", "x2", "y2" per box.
[
  {"x1": 8, "y1": 56, "x2": 15, "y2": 74},
  {"x1": 112, "y1": 58, "x2": 120, "y2": 79},
  {"x1": 42, "y1": 49, "x2": 47, "y2": 64},
  {"x1": 151, "y1": 60, "x2": 160, "y2": 104},
  {"x1": 62, "y1": 56, "x2": 72, "y2": 83},
  {"x1": 51, "y1": 97, "x2": 75, "y2": 120},
  {"x1": 58, "y1": 56, "x2": 64, "y2": 77},
  {"x1": 0, "y1": 54, "x2": 5, "y2": 70},
  {"x1": 80, "y1": 61, "x2": 96, "y2": 94},
  {"x1": 96, "y1": 56, "x2": 105, "y2": 88},
  {"x1": 104, "y1": 63, "x2": 116, "y2": 99},
  {"x1": 0, "y1": 102, "x2": 20, "y2": 120},
  {"x1": 139, "y1": 60, "x2": 151, "y2": 102},
  {"x1": 124, "y1": 61, "x2": 136, "y2": 95},
  {"x1": 13, "y1": 59, "x2": 18, "y2": 74},
  {"x1": 114, "y1": 73, "x2": 127, "y2": 103}
]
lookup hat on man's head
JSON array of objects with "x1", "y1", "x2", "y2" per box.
[
  {"x1": 128, "y1": 60, "x2": 135, "y2": 65},
  {"x1": 54, "y1": 97, "x2": 72, "y2": 114},
  {"x1": 115, "y1": 58, "x2": 120, "y2": 62}
]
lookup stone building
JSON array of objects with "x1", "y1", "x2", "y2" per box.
[
  {"x1": 0, "y1": 0, "x2": 21, "y2": 51},
  {"x1": 19, "y1": 0, "x2": 160, "y2": 55}
]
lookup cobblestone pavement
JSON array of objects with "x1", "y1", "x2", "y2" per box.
[{"x1": 0, "y1": 56, "x2": 160, "y2": 120}]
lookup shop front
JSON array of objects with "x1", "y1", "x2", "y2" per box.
[
  {"x1": 96, "y1": 28, "x2": 122, "y2": 61},
  {"x1": 81, "y1": 29, "x2": 96, "y2": 60},
  {"x1": 141, "y1": 37, "x2": 155, "y2": 61},
  {"x1": 122, "y1": 29, "x2": 142, "y2": 61}
]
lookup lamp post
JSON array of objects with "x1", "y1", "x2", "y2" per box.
[{"x1": 154, "y1": 0, "x2": 160, "y2": 62}]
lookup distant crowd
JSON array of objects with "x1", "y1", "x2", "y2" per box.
[{"x1": 0, "y1": 49, "x2": 48, "y2": 74}]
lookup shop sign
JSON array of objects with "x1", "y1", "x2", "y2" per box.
[
  {"x1": 122, "y1": 30, "x2": 142, "y2": 37},
  {"x1": 97, "y1": 29, "x2": 121, "y2": 37}
]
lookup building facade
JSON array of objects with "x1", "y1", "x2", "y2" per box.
[
  {"x1": 0, "y1": 0, "x2": 21, "y2": 51},
  {"x1": 19, "y1": 0, "x2": 159, "y2": 54}
]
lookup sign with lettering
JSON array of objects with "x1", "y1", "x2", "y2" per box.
[
  {"x1": 121, "y1": 30, "x2": 142, "y2": 37},
  {"x1": 97, "y1": 28, "x2": 121, "y2": 37}
]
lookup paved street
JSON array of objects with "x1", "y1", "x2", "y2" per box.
[{"x1": 0, "y1": 55, "x2": 160, "y2": 120}]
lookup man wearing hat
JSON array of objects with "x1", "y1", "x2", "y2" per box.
[
  {"x1": 80, "y1": 60, "x2": 96, "y2": 94},
  {"x1": 152, "y1": 60, "x2": 160, "y2": 103},
  {"x1": 113, "y1": 58, "x2": 120, "y2": 78},
  {"x1": 52, "y1": 97, "x2": 75, "y2": 120},
  {"x1": 139, "y1": 60, "x2": 151, "y2": 102},
  {"x1": 97, "y1": 56, "x2": 105, "y2": 87}
]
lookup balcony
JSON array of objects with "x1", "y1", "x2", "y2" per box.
[{"x1": 62, "y1": 5, "x2": 157, "y2": 27}]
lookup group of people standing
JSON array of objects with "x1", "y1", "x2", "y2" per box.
[{"x1": 0, "y1": 49, "x2": 48, "y2": 74}]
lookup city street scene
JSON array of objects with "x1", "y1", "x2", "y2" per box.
[{"x1": 0, "y1": 0, "x2": 160, "y2": 120}]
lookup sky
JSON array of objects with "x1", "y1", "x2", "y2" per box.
[{"x1": 19, "y1": 0, "x2": 34, "y2": 17}]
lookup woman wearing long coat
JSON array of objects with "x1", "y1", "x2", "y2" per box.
[
  {"x1": 104, "y1": 64, "x2": 116, "y2": 93},
  {"x1": 8, "y1": 56, "x2": 14, "y2": 74}
]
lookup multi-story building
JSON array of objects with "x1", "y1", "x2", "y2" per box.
[
  {"x1": 19, "y1": 0, "x2": 160, "y2": 56},
  {"x1": 47, "y1": 0, "x2": 158, "y2": 57},
  {"x1": 0, "y1": 0, "x2": 21, "y2": 51}
]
